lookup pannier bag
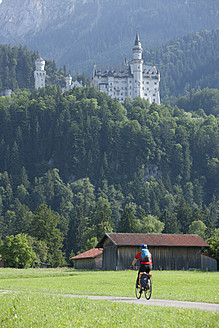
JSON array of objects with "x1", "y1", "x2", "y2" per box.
[{"x1": 138, "y1": 272, "x2": 148, "y2": 287}]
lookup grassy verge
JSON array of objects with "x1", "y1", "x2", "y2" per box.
[
  {"x1": 0, "y1": 268, "x2": 218, "y2": 304},
  {"x1": 0, "y1": 292, "x2": 218, "y2": 328}
]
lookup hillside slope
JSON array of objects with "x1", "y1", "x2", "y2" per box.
[
  {"x1": 144, "y1": 29, "x2": 219, "y2": 101},
  {"x1": 0, "y1": 0, "x2": 219, "y2": 73}
]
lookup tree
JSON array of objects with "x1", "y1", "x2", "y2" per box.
[
  {"x1": 0, "y1": 234, "x2": 36, "y2": 268},
  {"x1": 176, "y1": 199, "x2": 193, "y2": 233},
  {"x1": 26, "y1": 235, "x2": 48, "y2": 266},
  {"x1": 188, "y1": 220, "x2": 207, "y2": 239},
  {"x1": 30, "y1": 204, "x2": 65, "y2": 267},
  {"x1": 79, "y1": 197, "x2": 114, "y2": 252},
  {"x1": 137, "y1": 215, "x2": 164, "y2": 234},
  {"x1": 205, "y1": 229, "x2": 219, "y2": 269},
  {"x1": 118, "y1": 205, "x2": 137, "y2": 233},
  {"x1": 160, "y1": 209, "x2": 181, "y2": 234}
]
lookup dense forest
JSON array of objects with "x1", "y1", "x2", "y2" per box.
[
  {"x1": 144, "y1": 29, "x2": 219, "y2": 103},
  {"x1": 0, "y1": 45, "x2": 89, "y2": 95},
  {"x1": 0, "y1": 85, "x2": 218, "y2": 266},
  {"x1": 1, "y1": 0, "x2": 219, "y2": 72},
  {"x1": 1, "y1": 29, "x2": 219, "y2": 106}
]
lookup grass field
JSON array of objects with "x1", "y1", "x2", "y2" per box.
[{"x1": 0, "y1": 268, "x2": 218, "y2": 327}]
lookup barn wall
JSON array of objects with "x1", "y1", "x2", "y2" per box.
[
  {"x1": 95, "y1": 255, "x2": 103, "y2": 270},
  {"x1": 111, "y1": 246, "x2": 204, "y2": 271},
  {"x1": 74, "y1": 255, "x2": 102, "y2": 270},
  {"x1": 149, "y1": 246, "x2": 202, "y2": 270},
  {"x1": 102, "y1": 245, "x2": 117, "y2": 270},
  {"x1": 117, "y1": 246, "x2": 139, "y2": 270},
  {"x1": 201, "y1": 254, "x2": 217, "y2": 271}
]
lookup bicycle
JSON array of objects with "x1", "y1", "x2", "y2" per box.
[{"x1": 135, "y1": 273, "x2": 152, "y2": 300}]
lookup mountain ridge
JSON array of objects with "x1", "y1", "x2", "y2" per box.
[{"x1": 0, "y1": 0, "x2": 219, "y2": 73}]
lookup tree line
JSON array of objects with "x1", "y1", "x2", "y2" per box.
[
  {"x1": 1, "y1": 29, "x2": 219, "y2": 106},
  {"x1": 144, "y1": 29, "x2": 219, "y2": 104},
  {"x1": 0, "y1": 44, "x2": 89, "y2": 94},
  {"x1": 0, "y1": 85, "x2": 218, "y2": 267}
]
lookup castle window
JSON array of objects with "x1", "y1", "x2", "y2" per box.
[{"x1": 154, "y1": 82, "x2": 157, "y2": 85}]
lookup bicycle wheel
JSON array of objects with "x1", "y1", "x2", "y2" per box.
[
  {"x1": 144, "y1": 278, "x2": 152, "y2": 300},
  {"x1": 135, "y1": 285, "x2": 142, "y2": 299}
]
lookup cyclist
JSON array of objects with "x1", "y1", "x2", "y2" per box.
[{"x1": 132, "y1": 244, "x2": 152, "y2": 286}]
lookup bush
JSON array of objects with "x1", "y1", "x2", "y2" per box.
[{"x1": 0, "y1": 234, "x2": 36, "y2": 268}]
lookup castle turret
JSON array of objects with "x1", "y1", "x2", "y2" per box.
[
  {"x1": 65, "y1": 74, "x2": 72, "y2": 90},
  {"x1": 34, "y1": 57, "x2": 46, "y2": 89},
  {"x1": 132, "y1": 33, "x2": 143, "y2": 98}
]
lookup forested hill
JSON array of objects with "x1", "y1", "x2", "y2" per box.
[
  {"x1": 1, "y1": 0, "x2": 219, "y2": 72},
  {"x1": 0, "y1": 86, "x2": 218, "y2": 262},
  {"x1": 1, "y1": 29, "x2": 219, "y2": 106},
  {"x1": 144, "y1": 29, "x2": 219, "y2": 102}
]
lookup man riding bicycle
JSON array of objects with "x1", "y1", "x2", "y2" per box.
[{"x1": 132, "y1": 244, "x2": 152, "y2": 286}]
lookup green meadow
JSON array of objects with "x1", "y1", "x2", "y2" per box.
[{"x1": 0, "y1": 268, "x2": 218, "y2": 327}]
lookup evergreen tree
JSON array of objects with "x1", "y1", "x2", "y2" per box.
[{"x1": 30, "y1": 204, "x2": 65, "y2": 267}]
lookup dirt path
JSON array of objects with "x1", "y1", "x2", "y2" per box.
[{"x1": 1, "y1": 290, "x2": 218, "y2": 312}]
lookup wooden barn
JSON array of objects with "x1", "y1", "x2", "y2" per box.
[
  {"x1": 70, "y1": 248, "x2": 103, "y2": 270},
  {"x1": 96, "y1": 233, "x2": 215, "y2": 271}
]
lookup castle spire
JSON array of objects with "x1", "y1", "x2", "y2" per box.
[{"x1": 134, "y1": 32, "x2": 141, "y2": 46}]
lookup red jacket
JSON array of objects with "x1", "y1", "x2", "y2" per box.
[{"x1": 135, "y1": 251, "x2": 152, "y2": 265}]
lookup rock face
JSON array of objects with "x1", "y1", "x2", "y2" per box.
[
  {"x1": 0, "y1": 0, "x2": 78, "y2": 41},
  {"x1": 0, "y1": 0, "x2": 219, "y2": 72}
]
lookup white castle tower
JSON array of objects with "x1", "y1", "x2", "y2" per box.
[
  {"x1": 132, "y1": 33, "x2": 143, "y2": 98},
  {"x1": 34, "y1": 57, "x2": 46, "y2": 89},
  {"x1": 92, "y1": 34, "x2": 160, "y2": 105},
  {"x1": 65, "y1": 74, "x2": 72, "y2": 90}
]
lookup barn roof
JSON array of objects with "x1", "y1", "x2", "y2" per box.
[
  {"x1": 96, "y1": 233, "x2": 209, "y2": 248},
  {"x1": 70, "y1": 248, "x2": 103, "y2": 260}
]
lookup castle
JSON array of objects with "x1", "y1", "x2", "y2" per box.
[
  {"x1": 34, "y1": 57, "x2": 46, "y2": 89},
  {"x1": 62, "y1": 74, "x2": 82, "y2": 92},
  {"x1": 34, "y1": 58, "x2": 82, "y2": 91},
  {"x1": 92, "y1": 34, "x2": 160, "y2": 105},
  {"x1": 33, "y1": 34, "x2": 160, "y2": 104}
]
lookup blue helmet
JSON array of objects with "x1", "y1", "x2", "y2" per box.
[{"x1": 141, "y1": 244, "x2": 147, "y2": 249}]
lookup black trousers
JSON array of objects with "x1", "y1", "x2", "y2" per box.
[{"x1": 136, "y1": 264, "x2": 152, "y2": 286}]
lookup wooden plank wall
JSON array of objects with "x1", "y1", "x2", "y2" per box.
[
  {"x1": 149, "y1": 246, "x2": 201, "y2": 270},
  {"x1": 102, "y1": 245, "x2": 117, "y2": 270},
  {"x1": 74, "y1": 255, "x2": 102, "y2": 270},
  {"x1": 102, "y1": 242, "x2": 204, "y2": 271}
]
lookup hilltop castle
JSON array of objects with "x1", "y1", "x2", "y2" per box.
[
  {"x1": 34, "y1": 58, "x2": 82, "y2": 91},
  {"x1": 92, "y1": 34, "x2": 160, "y2": 105},
  {"x1": 34, "y1": 57, "x2": 46, "y2": 89}
]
